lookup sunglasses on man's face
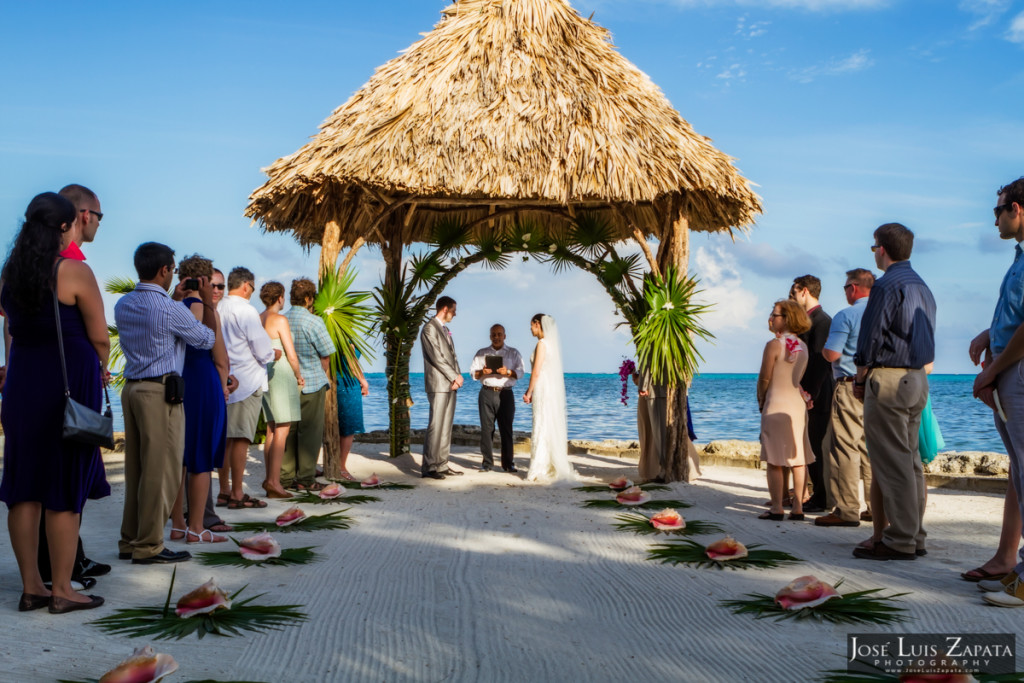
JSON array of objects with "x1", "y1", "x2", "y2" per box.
[
  {"x1": 994, "y1": 203, "x2": 1015, "y2": 218},
  {"x1": 212, "y1": 284, "x2": 226, "y2": 290},
  {"x1": 81, "y1": 208, "x2": 103, "y2": 222}
]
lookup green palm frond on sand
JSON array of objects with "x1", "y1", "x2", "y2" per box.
[
  {"x1": 196, "y1": 543, "x2": 319, "y2": 568},
  {"x1": 88, "y1": 568, "x2": 306, "y2": 640},
  {"x1": 291, "y1": 491, "x2": 381, "y2": 506},
  {"x1": 647, "y1": 539, "x2": 800, "y2": 569},
  {"x1": 613, "y1": 513, "x2": 724, "y2": 536},
  {"x1": 581, "y1": 498, "x2": 692, "y2": 510},
  {"x1": 720, "y1": 581, "x2": 909, "y2": 624},
  {"x1": 229, "y1": 508, "x2": 354, "y2": 534},
  {"x1": 332, "y1": 480, "x2": 414, "y2": 490}
]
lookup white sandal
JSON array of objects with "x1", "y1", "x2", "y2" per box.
[
  {"x1": 169, "y1": 527, "x2": 187, "y2": 542},
  {"x1": 186, "y1": 529, "x2": 227, "y2": 544}
]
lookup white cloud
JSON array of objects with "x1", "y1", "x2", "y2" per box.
[
  {"x1": 692, "y1": 246, "x2": 760, "y2": 331},
  {"x1": 1008, "y1": 11, "x2": 1024, "y2": 43},
  {"x1": 735, "y1": 15, "x2": 771, "y2": 38},
  {"x1": 789, "y1": 49, "x2": 873, "y2": 83},
  {"x1": 958, "y1": 0, "x2": 1011, "y2": 30},
  {"x1": 716, "y1": 63, "x2": 747, "y2": 81}
]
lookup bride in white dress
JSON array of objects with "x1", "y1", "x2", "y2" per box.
[{"x1": 522, "y1": 314, "x2": 577, "y2": 483}]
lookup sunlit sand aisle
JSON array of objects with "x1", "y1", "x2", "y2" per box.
[{"x1": 0, "y1": 442, "x2": 1018, "y2": 681}]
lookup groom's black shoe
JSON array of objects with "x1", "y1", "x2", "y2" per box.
[
  {"x1": 442, "y1": 468, "x2": 464, "y2": 476},
  {"x1": 478, "y1": 465, "x2": 491, "y2": 472},
  {"x1": 502, "y1": 466, "x2": 519, "y2": 473},
  {"x1": 423, "y1": 471, "x2": 446, "y2": 480}
]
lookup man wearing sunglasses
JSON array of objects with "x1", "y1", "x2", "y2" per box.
[
  {"x1": 852, "y1": 222, "x2": 935, "y2": 562},
  {"x1": 969, "y1": 177, "x2": 1024, "y2": 606}
]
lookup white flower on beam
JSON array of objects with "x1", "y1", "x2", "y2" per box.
[
  {"x1": 323, "y1": 306, "x2": 336, "y2": 316},
  {"x1": 495, "y1": 246, "x2": 502, "y2": 253},
  {"x1": 522, "y1": 233, "x2": 531, "y2": 241},
  {"x1": 548, "y1": 244, "x2": 557, "y2": 253},
  {"x1": 662, "y1": 302, "x2": 675, "y2": 311}
]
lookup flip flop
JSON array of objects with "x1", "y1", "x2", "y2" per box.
[
  {"x1": 758, "y1": 511, "x2": 784, "y2": 521},
  {"x1": 961, "y1": 567, "x2": 1010, "y2": 583},
  {"x1": 295, "y1": 482, "x2": 325, "y2": 492},
  {"x1": 207, "y1": 523, "x2": 234, "y2": 533},
  {"x1": 338, "y1": 470, "x2": 357, "y2": 482}
]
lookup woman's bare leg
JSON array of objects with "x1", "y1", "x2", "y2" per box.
[
  {"x1": 44, "y1": 509, "x2": 90, "y2": 602},
  {"x1": 766, "y1": 464, "x2": 785, "y2": 515},
  {"x1": 264, "y1": 422, "x2": 291, "y2": 494},
  {"x1": 791, "y1": 465, "x2": 806, "y2": 516},
  {"x1": 8, "y1": 502, "x2": 48, "y2": 596}
]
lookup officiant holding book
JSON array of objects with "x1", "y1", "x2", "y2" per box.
[{"x1": 471, "y1": 324, "x2": 526, "y2": 473}]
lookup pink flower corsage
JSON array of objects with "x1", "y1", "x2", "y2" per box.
[{"x1": 783, "y1": 335, "x2": 803, "y2": 363}]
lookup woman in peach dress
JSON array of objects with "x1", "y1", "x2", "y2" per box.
[{"x1": 757, "y1": 299, "x2": 814, "y2": 521}]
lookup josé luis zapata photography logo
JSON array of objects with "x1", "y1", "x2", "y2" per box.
[{"x1": 847, "y1": 633, "x2": 1015, "y2": 675}]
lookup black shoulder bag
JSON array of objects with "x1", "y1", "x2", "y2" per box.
[{"x1": 53, "y1": 259, "x2": 114, "y2": 449}]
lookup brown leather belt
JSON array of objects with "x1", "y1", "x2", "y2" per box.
[
  {"x1": 483, "y1": 386, "x2": 511, "y2": 392},
  {"x1": 837, "y1": 376, "x2": 855, "y2": 383}
]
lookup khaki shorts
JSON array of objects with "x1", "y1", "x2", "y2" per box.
[{"x1": 226, "y1": 390, "x2": 264, "y2": 441}]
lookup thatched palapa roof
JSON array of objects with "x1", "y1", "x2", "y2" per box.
[{"x1": 246, "y1": 0, "x2": 762, "y2": 248}]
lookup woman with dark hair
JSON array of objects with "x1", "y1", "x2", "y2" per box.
[
  {"x1": 523, "y1": 313, "x2": 576, "y2": 482},
  {"x1": 0, "y1": 192, "x2": 110, "y2": 613},
  {"x1": 259, "y1": 281, "x2": 302, "y2": 498},
  {"x1": 168, "y1": 254, "x2": 230, "y2": 544},
  {"x1": 757, "y1": 299, "x2": 814, "y2": 522}
]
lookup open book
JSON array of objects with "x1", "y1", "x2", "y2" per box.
[{"x1": 485, "y1": 355, "x2": 503, "y2": 371}]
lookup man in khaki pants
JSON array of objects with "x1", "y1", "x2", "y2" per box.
[
  {"x1": 852, "y1": 224, "x2": 935, "y2": 561},
  {"x1": 816, "y1": 268, "x2": 874, "y2": 527},
  {"x1": 115, "y1": 243, "x2": 217, "y2": 564}
]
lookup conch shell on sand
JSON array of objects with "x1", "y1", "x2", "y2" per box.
[
  {"x1": 276, "y1": 506, "x2": 306, "y2": 527},
  {"x1": 238, "y1": 532, "x2": 282, "y2": 561},
  {"x1": 649, "y1": 508, "x2": 685, "y2": 531},
  {"x1": 361, "y1": 473, "x2": 381, "y2": 488},
  {"x1": 319, "y1": 483, "x2": 344, "y2": 499},
  {"x1": 608, "y1": 476, "x2": 633, "y2": 491},
  {"x1": 175, "y1": 578, "x2": 231, "y2": 618},
  {"x1": 615, "y1": 486, "x2": 651, "y2": 506},
  {"x1": 705, "y1": 536, "x2": 748, "y2": 561},
  {"x1": 99, "y1": 646, "x2": 178, "y2": 683},
  {"x1": 774, "y1": 575, "x2": 841, "y2": 610}
]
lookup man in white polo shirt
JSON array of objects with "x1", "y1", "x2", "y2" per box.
[
  {"x1": 470, "y1": 324, "x2": 525, "y2": 473},
  {"x1": 220, "y1": 267, "x2": 276, "y2": 509}
]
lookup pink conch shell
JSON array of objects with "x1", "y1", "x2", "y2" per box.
[
  {"x1": 175, "y1": 578, "x2": 231, "y2": 618},
  {"x1": 649, "y1": 508, "x2": 686, "y2": 531},
  {"x1": 99, "y1": 646, "x2": 179, "y2": 683},
  {"x1": 608, "y1": 476, "x2": 633, "y2": 491},
  {"x1": 276, "y1": 506, "x2": 306, "y2": 527},
  {"x1": 615, "y1": 486, "x2": 651, "y2": 506},
  {"x1": 774, "y1": 575, "x2": 841, "y2": 610},
  {"x1": 361, "y1": 473, "x2": 381, "y2": 488},
  {"x1": 705, "y1": 536, "x2": 748, "y2": 561},
  {"x1": 238, "y1": 532, "x2": 282, "y2": 561},
  {"x1": 319, "y1": 483, "x2": 344, "y2": 499}
]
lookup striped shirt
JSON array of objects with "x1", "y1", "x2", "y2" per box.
[
  {"x1": 285, "y1": 306, "x2": 336, "y2": 394},
  {"x1": 854, "y1": 261, "x2": 936, "y2": 370},
  {"x1": 114, "y1": 282, "x2": 215, "y2": 379}
]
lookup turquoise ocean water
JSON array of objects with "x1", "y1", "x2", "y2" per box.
[{"x1": 107, "y1": 373, "x2": 1001, "y2": 453}]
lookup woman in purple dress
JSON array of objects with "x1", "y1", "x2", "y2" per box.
[{"x1": 0, "y1": 193, "x2": 110, "y2": 614}]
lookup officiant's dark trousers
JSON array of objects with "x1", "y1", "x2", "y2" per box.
[{"x1": 479, "y1": 387, "x2": 515, "y2": 469}]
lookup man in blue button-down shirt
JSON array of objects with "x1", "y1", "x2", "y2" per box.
[
  {"x1": 115, "y1": 243, "x2": 217, "y2": 565},
  {"x1": 970, "y1": 177, "x2": 1024, "y2": 606},
  {"x1": 852, "y1": 223, "x2": 935, "y2": 562}
]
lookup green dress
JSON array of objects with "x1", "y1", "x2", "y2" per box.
[{"x1": 262, "y1": 338, "x2": 300, "y2": 423}]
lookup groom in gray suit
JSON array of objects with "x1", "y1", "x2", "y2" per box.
[{"x1": 420, "y1": 296, "x2": 465, "y2": 479}]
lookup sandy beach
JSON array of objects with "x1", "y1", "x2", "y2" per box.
[{"x1": 0, "y1": 442, "x2": 1018, "y2": 682}]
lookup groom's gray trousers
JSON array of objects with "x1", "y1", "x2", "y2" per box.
[{"x1": 423, "y1": 390, "x2": 457, "y2": 474}]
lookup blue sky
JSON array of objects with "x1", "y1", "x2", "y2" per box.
[{"x1": 1, "y1": 0, "x2": 1022, "y2": 375}]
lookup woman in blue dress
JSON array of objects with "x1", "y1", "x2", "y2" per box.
[
  {"x1": 169, "y1": 254, "x2": 230, "y2": 544},
  {"x1": 0, "y1": 193, "x2": 110, "y2": 613},
  {"x1": 335, "y1": 346, "x2": 369, "y2": 481}
]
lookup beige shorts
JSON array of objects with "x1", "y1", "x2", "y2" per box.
[{"x1": 226, "y1": 390, "x2": 264, "y2": 441}]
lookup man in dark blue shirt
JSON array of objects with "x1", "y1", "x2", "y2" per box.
[{"x1": 852, "y1": 223, "x2": 936, "y2": 561}]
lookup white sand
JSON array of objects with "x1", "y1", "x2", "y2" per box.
[{"x1": 0, "y1": 444, "x2": 1018, "y2": 682}]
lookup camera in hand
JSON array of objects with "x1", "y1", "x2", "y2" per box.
[{"x1": 184, "y1": 278, "x2": 199, "y2": 290}]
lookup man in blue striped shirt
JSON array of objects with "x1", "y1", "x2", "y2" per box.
[
  {"x1": 114, "y1": 243, "x2": 217, "y2": 564},
  {"x1": 852, "y1": 223, "x2": 936, "y2": 562}
]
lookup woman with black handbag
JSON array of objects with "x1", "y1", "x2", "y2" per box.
[{"x1": 0, "y1": 192, "x2": 110, "y2": 614}]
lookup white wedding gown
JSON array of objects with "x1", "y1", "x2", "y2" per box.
[{"x1": 527, "y1": 316, "x2": 577, "y2": 483}]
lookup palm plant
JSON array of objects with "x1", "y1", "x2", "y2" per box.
[
  {"x1": 104, "y1": 277, "x2": 136, "y2": 390},
  {"x1": 314, "y1": 266, "x2": 376, "y2": 376}
]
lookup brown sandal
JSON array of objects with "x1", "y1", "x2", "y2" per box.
[
  {"x1": 215, "y1": 493, "x2": 231, "y2": 508},
  {"x1": 227, "y1": 494, "x2": 267, "y2": 509},
  {"x1": 294, "y1": 482, "x2": 325, "y2": 492}
]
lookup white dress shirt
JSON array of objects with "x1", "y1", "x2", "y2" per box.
[
  {"x1": 219, "y1": 294, "x2": 275, "y2": 404},
  {"x1": 470, "y1": 344, "x2": 525, "y2": 389}
]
